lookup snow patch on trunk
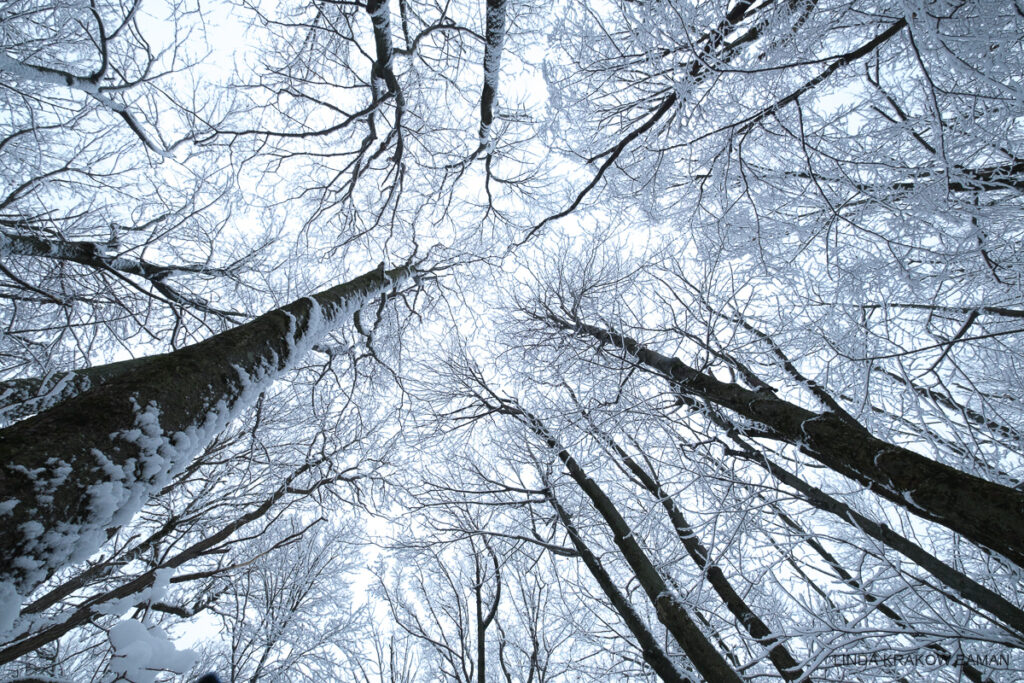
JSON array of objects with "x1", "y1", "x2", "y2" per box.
[{"x1": 0, "y1": 266, "x2": 411, "y2": 636}]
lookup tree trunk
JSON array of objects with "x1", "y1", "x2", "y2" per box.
[
  {"x1": 507, "y1": 405, "x2": 743, "y2": 683},
  {"x1": 474, "y1": 544, "x2": 500, "y2": 683},
  {"x1": 600, "y1": 435, "x2": 806, "y2": 680},
  {"x1": 544, "y1": 490, "x2": 692, "y2": 683},
  {"x1": 556, "y1": 316, "x2": 1024, "y2": 570},
  {"x1": 478, "y1": 0, "x2": 507, "y2": 146},
  {"x1": 729, "y1": 444, "x2": 1024, "y2": 640},
  {"x1": 0, "y1": 357, "x2": 150, "y2": 424},
  {"x1": 0, "y1": 262, "x2": 414, "y2": 621}
]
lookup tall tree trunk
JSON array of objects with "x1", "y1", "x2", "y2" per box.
[
  {"x1": 552, "y1": 315, "x2": 1024, "y2": 570},
  {"x1": 765, "y1": 511, "x2": 992, "y2": 683},
  {"x1": 598, "y1": 434, "x2": 806, "y2": 680},
  {"x1": 502, "y1": 403, "x2": 743, "y2": 683},
  {"x1": 474, "y1": 542, "x2": 500, "y2": 683},
  {"x1": 475, "y1": 557, "x2": 486, "y2": 683},
  {"x1": 0, "y1": 262, "x2": 414, "y2": 621},
  {"x1": 0, "y1": 360, "x2": 141, "y2": 425},
  {"x1": 543, "y1": 489, "x2": 692, "y2": 683},
  {"x1": 727, "y1": 443, "x2": 1024, "y2": 640},
  {"x1": 478, "y1": 0, "x2": 507, "y2": 147}
]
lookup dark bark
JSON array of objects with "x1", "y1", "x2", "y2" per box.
[
  {"x1": 729, "y1": 446, "x2": 1024, "y2": 640},
  {"x1": 555, "y1": 315, "x2": 1024, "y2": 570},
  {"x1": 600, "y1": 435, "x2": 805, "y2": 680},
  {"x1": 544, "y1": 490, "x2": 691, "y2": 683},
  {"x1": 782, "y1": 160, "x2": 1024, "y2": 196},
  {"x1": 504, "y1": 404, "x2": 743, "y2": 683},
  {"x1": 0, "y1": 230, "x2": 242, "y2": 317},
  {"x1": 0, "y1": 458, "x2": 330, "y2": 665},
  {"x1": 0, "y1": 262, "x2": 413, "y2": 607},
  {"x1": 0, "y1": 357, "x2": 144, "y2": 423},
  {"x1": 365, "y1": 0, "x2": 405, "y2": 162},
  {"x1": 475, "y1": 543, "x2": 500, "y2": 683},
  {"x1": 478, "y1": 0, "x2": 507, "y2": 145}
]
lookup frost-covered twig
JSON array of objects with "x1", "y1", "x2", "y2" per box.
[{"x1": 0, "y1": 53, "x2": 170, "y2": 157}]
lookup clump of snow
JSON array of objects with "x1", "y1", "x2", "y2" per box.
[
  {"x1": 20, "y1": 520, "x2": 44, "y2": 540},
  {"x1": 150, "y1": 567, "x2": 175, "y2": 603},
  {"x1": 107, "y1": 619, "x2": 196, "y2": 683}
]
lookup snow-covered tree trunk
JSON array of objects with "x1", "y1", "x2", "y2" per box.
[
  {"x1": 595, "y1": 432, "x2": 805, "y2": 680},
  {"x1": 0, "y1": 362, "x2": 137, "y2": 427},
  {"x1": 0, "y1": 230, "x2": 241, "y2": 316},
  {"x1": 478, "y1": 0, "x2": 507, "y2": 150},
  {"x1": 552, "y1": 315, "x2": 1024, "y2": 572},
  {"x1": 543, "y1": 490, "x2": 690, "y2": 683},
  {"x1": 0, "y1": 262, "x2": 415, "y2": 627}
]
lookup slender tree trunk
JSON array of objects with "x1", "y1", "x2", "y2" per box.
[
  {"x1": 478, "y1": 0, "x2": 507, "y2": 146},
  {"x1": 766, "y1": 515, "x2": 992, "y2": 683},
  {"x1": 544, "y1": 490, "x2": 691, "y2": 683},
  {"x1": 0, "y1": 262, "x2": 414, "y2": 619},
  {"x1": 728, "y1": 444, "x2": 1024, "y2": 640},
  {"x1": 554, "y1": 315, "x2": 1024, "y2": 570},
  {"x1": 474, "y1": 545, "x2": 500, "y2": 683},
  {"x1": 505, "y1": 405, "x2": 743, "y2": 683},
  {"x1": 600, "y1": 435, "x2": 806, "y2": 680},
  {"x1": 476, "y1": 557, "x2": 486, "y2": 683}
]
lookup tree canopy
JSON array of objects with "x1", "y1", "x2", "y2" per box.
[{"x1": 1, "y1": 0, "x2": 1022, "y2": 680}]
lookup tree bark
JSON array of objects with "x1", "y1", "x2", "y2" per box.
[
  {"x1": 544, "y1": 490, "x2": 692, "y2": 683},
  {"x1": 599, "y1": 434, "x2": 805, "y2": 680},
  {"x1": 555, "y1": 315, "x2": 1024, "y2": 570},
  {"x1": 0, "y1": 359, "x2": 143, "y2": 424},
  {"x1": 728, "y1": 445, "x2": 1024, "y2": 640},
  {"x1": 478, "y1": 0, "x2": 507, "y2": 146},
  {"x1": 475, "y1": 542, "x2": 500, "y2": 683},
  {"x1": 0, "y1": 262, "x2": 414, "y2": 619},
  {"x1": 505, "y1": 404, "x2": 743, "y2": 683}
]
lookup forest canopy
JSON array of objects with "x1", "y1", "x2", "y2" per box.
[{"x1": 1, "y1": 0, "x2": 1023, "y2": 680}]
